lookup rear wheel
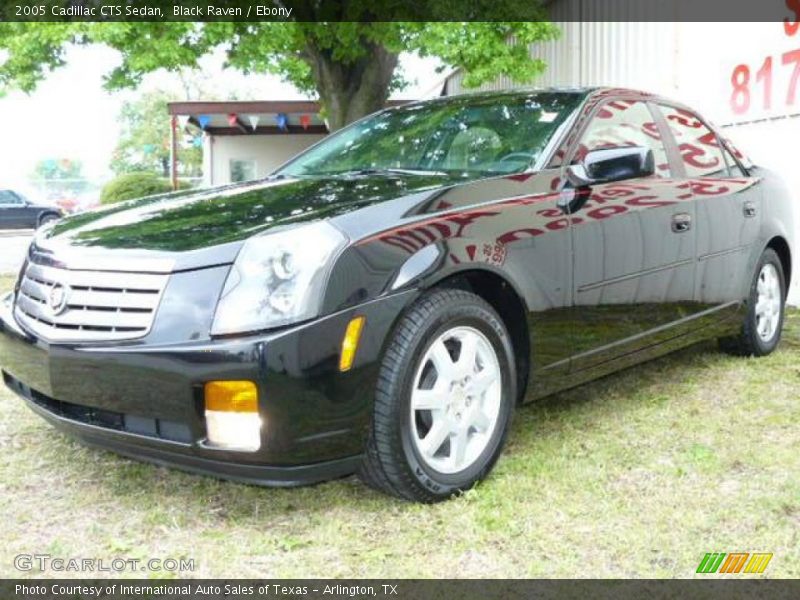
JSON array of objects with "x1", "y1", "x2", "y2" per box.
[
  {"x1": 37, "y1": 213, "x2": 59, "y2": 228},
  {"x1": 719, "y1": 248, "x2": 785, "y2": 356},
  {"x1": 358, "y1": 288, "x2": 516, "y2": 502}
]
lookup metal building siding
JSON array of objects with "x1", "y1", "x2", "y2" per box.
[
  {"x1": 445, "y1": 21, "x2": 678, "y2": 96},
  {"x1": 576, "y1": 22, "x2": 678, "y2": 94},
  {"x1": 443, "y1": 0, "x2": 680, "y2": 96}
]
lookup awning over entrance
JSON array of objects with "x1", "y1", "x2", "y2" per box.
[{"x1": 167, "y1": 100, "x2": 330, "y2": 135}]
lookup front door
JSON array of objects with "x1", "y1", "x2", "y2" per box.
[{"x1": 564, "y1": 98, "x2": 700, "y2": 369}]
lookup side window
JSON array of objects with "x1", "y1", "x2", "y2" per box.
[
  {"x1": 573, "y1": 100, "x2": 671, "y2": 177},
  {"x1": 0, "y1": 190, "x2": 23, "y2": 205},
  {"x1": 658, "y1": 105, "x2": 728, "y2": 178}
]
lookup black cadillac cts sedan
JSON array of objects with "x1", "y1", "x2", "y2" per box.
[{"x1": 0, "y1": 88, "x2": 793, "y2": 502}]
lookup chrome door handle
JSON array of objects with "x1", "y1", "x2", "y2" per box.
[
  {"x1": 743, "y1": 201, "x2": 757, "y2": 218},
  {"x1": 671, "y1": 213, "x2": 692, "y2": 233}
]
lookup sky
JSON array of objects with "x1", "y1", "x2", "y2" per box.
[{"x1": 0, "y1": 45, "x2": 444, "y2": 195}]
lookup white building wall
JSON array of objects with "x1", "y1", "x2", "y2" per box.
[
  {"x1": 204, "y1": 134, "x2": 326, "y2": 186},
  {"x1": 445, "y1": 20, "x2": 800, "y2": 302}
]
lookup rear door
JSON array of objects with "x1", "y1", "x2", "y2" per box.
[
  {"x1": 0, "y1": 190, "x2": 30, "y2": 229},
  {"x1": 565, "y1": 98, "x2": 700, "y2": 369},
  {"x1": 656, "y1": 105, "x2": 762, "y2": 315}
]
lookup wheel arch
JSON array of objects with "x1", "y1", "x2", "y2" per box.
[
  {"x1": 424, "y1": 267, "x2": 531, "y2": 403},
  {"x1": 766, "y1": 235, "x2": 792, "y2": 295},
  {"x1": 37, "y1": 210, "x2": 61, "y2": 226}
]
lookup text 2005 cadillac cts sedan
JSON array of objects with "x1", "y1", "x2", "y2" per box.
[{"x1": 0, "y1": 88, "x2": 793, "y2": 501}]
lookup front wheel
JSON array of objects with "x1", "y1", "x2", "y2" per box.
[
  {"x1": 358, "y1": 288, "x2": 516, "y2": 502},
  {"x1": 719, "y1": 247, "x2": 786, "y2": 356}
]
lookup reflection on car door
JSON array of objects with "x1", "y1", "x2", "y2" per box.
[
  {"x1": 564, "y1": 99, "x2": 700, "y2": 369},
  {"x1": 656, "y1": 105, "x2": 762, "y2": 317}
]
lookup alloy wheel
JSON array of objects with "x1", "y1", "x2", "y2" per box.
[
  {"x1": 409, "y1": 326, "x2": 502, "y2": 474},
  {"x1": 755, "y1": 262, "x2": 782, "y2": 342}
]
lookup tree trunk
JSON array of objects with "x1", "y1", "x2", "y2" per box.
[{"x1": 304, "y1": 41, "x2": 399, "y2": 131}]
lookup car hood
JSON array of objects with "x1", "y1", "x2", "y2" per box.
[{"x1": 34, "y1": 174, "x2": 459, "y2": 270}]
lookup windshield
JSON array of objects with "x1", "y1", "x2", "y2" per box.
[{"x1": 277, "y1": 92, "x2": 583, "y2": 179}]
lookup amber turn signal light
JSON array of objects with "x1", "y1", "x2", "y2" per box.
[
  {"x1": 204, "y1": 380, "x2": 258, "y2": 413},
  {"x1": 339, "y1": 316, "x2": 365, "y2": 372}
]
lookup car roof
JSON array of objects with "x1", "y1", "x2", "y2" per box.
[{"x1": 400, "y1": 86, "x2": 694, "y2": 113}]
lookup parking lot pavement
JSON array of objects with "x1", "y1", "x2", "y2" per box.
[{"x1": 0, "y1": 230, "x2": 32, "y2": 275}]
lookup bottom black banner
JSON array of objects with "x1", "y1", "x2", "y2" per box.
[{"x1": 3, "y1": 579, "x2": 800, "y2": 600}]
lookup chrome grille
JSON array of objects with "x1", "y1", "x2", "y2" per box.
[{"x1": 14, "y1": 262, "x2": 168, "y2": 342}]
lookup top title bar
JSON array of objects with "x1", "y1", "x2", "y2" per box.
[{"x1": 1, "y1": 0, "x2": 799, "y2": 22}]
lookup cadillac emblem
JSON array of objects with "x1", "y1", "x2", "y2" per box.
[{"x1": 48, "y1": 283, "x2": 70, "y2": 316}]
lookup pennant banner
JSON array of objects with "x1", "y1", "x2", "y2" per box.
[
  {"x1": 177, "y1": 115, "x2": 190, "y2": 130},
  {"x1": 246, "y1": 115, "x2": 260, "y2": 131},
  {"x1": 197, "y1": 115, "x2": 211, "y2": 129},
  {"x1": 227, "y1": 113, "x2": 238, "y2": 127},
  {"x1": 299, "y1": 114, "x2": 311, "y2": 130},
  {"x1": 275, "y1": 113, "x2": 289, "y2": 132}
]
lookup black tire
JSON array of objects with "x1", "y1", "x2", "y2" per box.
[
  {"x1": 719, "y1": 247, "x2": 785, "y2": 357},
  {"x1": 358, "y1": 288, "x2": 516, "y2": 502},
  {"x1": 37, "y1": 213, "x2": 60, "y2": 228}
]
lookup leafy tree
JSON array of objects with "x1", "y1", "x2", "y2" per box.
[
  {"x1": 111, "y1": 90, "x2": 202, "y2": 177},
  {"x1": 0, "y1": 14, "x2": 558, "y2": 130},
  {"x1": 31, "y1": 157, "x2": 87, "y2": 195},
  {"x1": 32, "y1": 157, "x2": 83, "y2": 181}
]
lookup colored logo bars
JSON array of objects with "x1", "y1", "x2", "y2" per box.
[{"x1": 696, "y1": 552, "x2": 773, "y2": 574}]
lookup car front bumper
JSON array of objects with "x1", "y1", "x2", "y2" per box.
[{"x1": 0, "y1": 289, "x2": 416, "y2": 486}]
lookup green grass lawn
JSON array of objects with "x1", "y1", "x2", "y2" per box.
[{"x1": 0, "y1": 272, "x2": 798, "y2": 578}]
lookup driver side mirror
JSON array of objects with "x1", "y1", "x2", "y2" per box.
[{"x1": 566, "y1": 146, "x2": 655, "y2": 188}]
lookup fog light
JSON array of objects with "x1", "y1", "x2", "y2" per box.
[
  {"x1": 339, "y1": 316, "x2": 365, "y2": 372},
  {"x1": 204, "y1": 381, "x2": 261, "y2": 451}
]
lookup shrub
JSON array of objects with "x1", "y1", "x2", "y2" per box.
[{"x1": 100, "y1": 172, "x2": 185, "y2": 205}]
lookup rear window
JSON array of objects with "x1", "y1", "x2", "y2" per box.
[{"x1": 658, "y1": 105, "x2": 727, "y2": 178}]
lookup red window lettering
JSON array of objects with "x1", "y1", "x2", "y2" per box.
[
  {"x1": 642, "y1": 122, "x2": 662, "y2": 140},
  {"x1": 598, "y1": 187, "x2": 635, "y2": 198},
  {"x1": 783, "y1": 48, "x2": 800, "y2": 105},
  {"x1": 545, "y1": 218, "x2": 570, "y2": 231},
  {"x1": 680, "y1": 143, "x2": 721, "y2": 170},
  {"x1": 587, "y1": 205, "x2": 627, "y2": 220},
  {"x1": 668, "y1": 109, "x2": 702, "y2": 129},
  {"x1": 730, "y1": 64, "x2": 751, "y2": 115},
  {"x1": 756, "y1": 56, "x2": 773, "y2": 110},
  {"x1": 446, "y1": 210, "x2": 499, "y2": 238},
  {"x1": 625, "y1": 196, "x2": 676, "y2": 208},
  {"x1": 698, "y1": 131, "x2": 721, "y2": 147},
  {"x1": 786, "y1": 0, "x2": 800, "y2": 36},
  {"x1": 497, "y1": 228, "x2": 544, "y2": 244},
  {"x1": 536, "y1": 207, "x2": 563, "y2": 219},
  {"x1": 691, "y1": 181, "x2": 730, "y2": 196}
]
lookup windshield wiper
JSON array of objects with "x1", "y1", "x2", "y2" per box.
[{"x1": 323, "y1": 167, "x2": 449, "y2": 177}]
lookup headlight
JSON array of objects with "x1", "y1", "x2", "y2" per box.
[{"x1": 211, "y1": 221, "x2": 347, "y2": 335}]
